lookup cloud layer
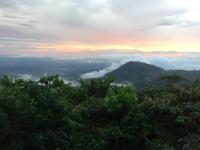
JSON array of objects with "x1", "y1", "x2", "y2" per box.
[{"x1": 0, "y1": 0, "x2": 200, "y2": 56}]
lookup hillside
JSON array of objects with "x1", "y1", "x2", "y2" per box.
[{"x1": 105, "y1": 61, "x2": 200, "y2": 88}]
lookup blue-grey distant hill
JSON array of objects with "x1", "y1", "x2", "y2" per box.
[{"x1": 0, "y1": 57, "x2": 108, "y2": 81}]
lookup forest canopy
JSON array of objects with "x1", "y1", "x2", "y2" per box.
[{"x1": 0, "y1": 75, "x2": 199, "y2": 150}]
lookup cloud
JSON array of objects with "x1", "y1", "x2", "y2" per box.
[
  {"x1": 81, "y1": 60, "x2": 128, "y2": 79},
  {"x1": 0, "y1": 0, "x2": 17, "y2": 8},
  {"x1": 17, "y1": 74, "x2": 32, "y2": 80},
  {"x1": 0, "y1": 0, "x2": 200, "y2": 56},
  {"x1": 63, "y1": 79, "x2": 79, "y2": 86},
  {"x1": 0, "y1": 0, "x2": 188, "y2": 37}
]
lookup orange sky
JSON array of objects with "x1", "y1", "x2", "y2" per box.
[{"x1": 32, "y1": 40, "x2": 200, "y2": 54}]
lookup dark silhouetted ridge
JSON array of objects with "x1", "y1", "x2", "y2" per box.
[{"x1": 105, "y1": 61, "x2": 200, "y2": 89}]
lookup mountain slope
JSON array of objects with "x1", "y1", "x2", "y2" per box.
[{"x1": 105, "y1": 61, "x2": 200, "y2": 89}]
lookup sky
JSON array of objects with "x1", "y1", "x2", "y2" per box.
[{"x1": 0, "y1": 0, "x2": 200, "y2": 57}]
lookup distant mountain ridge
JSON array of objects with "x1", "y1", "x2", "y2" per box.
[{"x1": 105, "y1": 61, "x2": 200, "y2": 89}]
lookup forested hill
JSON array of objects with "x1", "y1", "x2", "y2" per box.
[
  {"x1": 105, "y1": 61, "x2": 200, "y2": 89},
  {"x1": 0, "y1": 75, "x2": 199, "y2": 150}
]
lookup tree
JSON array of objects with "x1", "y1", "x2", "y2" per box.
[
  {"x1": 160, "y1": 75, "x2": 186, "y2": 88},
  {"x1": 0, "y1": 75, "x2": 199, "y2": 150}
]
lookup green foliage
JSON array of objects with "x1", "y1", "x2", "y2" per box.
[
  {"x1": 80, "y1": 77, "x2": 114, "y2": 99},
  {"x1": 159, "y1": 75, "x2": 186, "y2": 88},
  {"x1": 0, "y1": 75, "x2": 199, "y2": 150}
]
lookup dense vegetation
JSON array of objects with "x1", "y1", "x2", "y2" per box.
[{"x1": 0, "y1": 75, "x2": 199, "y2": 150}]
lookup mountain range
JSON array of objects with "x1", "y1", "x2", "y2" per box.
[
  {"x1": 1, "y1": 57, "x2": 200, "y2": 89},
  {"x1": 105, "y1": 61, "x2": 200, "y2": 89}
]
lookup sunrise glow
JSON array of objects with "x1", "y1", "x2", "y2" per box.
[{"x1": 0, "y1": 0, "x2": 200, "y2": 56}]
